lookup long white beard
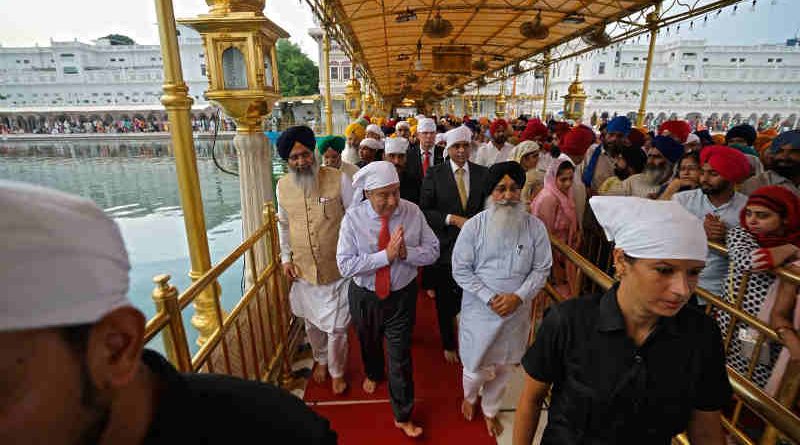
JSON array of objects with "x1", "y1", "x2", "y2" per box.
[
  {"x1": 485, "y1": 197, "x2": 527, "y2": 246},
  {"x1": 288, "y1": 161, "x2": 320, "y2": 196}
]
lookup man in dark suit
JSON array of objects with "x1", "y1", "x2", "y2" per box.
[
  {"x1": 384, "y1": 137, "x2": 420, "y2": 204},
  {"x1": 420, "y1": 125, "x2": 490, "y2": 363},
  {"x1": 406, "y1": 118, "x2": 445, "y2": 186}
]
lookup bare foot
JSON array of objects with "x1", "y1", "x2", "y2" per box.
[
  {"x1": 484, "y1": 415, "x2": 504, "y2": 437},
  {"x1": 332, "y1": 377, "x2": 347, "y2": 395},
  {"x1": 362, "y1": 378, "x2": 377, "y2": 394},
  {"x1": 444, "y1": 350, "x2": 460, "y2": 364},
  {"x1": 313, "y1": 363, "x2": 328, "y2": 384},
  {"x1": 461, "y1": 399, "x2": 475, "y2": 421},
  {"x1": 394, "y1": 420, "x2": 423, "y2": 438},
  {"x1": 426, "y1": 289, "x2": 436, "y2": 299}
]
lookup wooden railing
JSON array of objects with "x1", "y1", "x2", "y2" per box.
[
  {"x1": 142, "y1": 203, "x2": 299, "y2": 385},
  {"x1": 549, "y1": 225, "x2": 800, "y2": 445}
]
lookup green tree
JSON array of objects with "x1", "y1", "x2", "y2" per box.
[
  {"x1": 99, "y1": 34, "x2": 136, "y2": 45},
  {"x1": 276, "y1": 39, "x2": 319, "y2": 97}
]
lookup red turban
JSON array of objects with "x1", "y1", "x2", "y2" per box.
[
  {"x1": 553, "y1": 122, "x2": 571, "y2": 142},
  {"x1": 699, "y1": 145, "x2": 751, "y2": 184},
  {"x1": 385, "y1": 119, "x2": 397, "y2": 128},
  {"x1": 560, "y1": 125, "x2": 595, "y2": 158},
  {"x1": 740, "y1": 185, "x2": 800, "y2": 247},
  {"x1": 658, "y1": 120, "x2": 691, "y2": 143},
  {"x1": 627, "y1": 127, "x2": 646, "y2": 150},
  {"x1": 520, "y1": 119, "x2": 548, "y2": 142},
  {"x1": 490, "y1": 119, "x2": 508, "y2": 135}
]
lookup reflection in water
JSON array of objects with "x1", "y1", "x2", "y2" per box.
[{"x1": 0, "y1": 138, "x2": 286, "y2": 337}]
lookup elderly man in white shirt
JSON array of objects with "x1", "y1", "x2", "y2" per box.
[{"x1": 337, "y1": 161, "x2": 439, "y2": 438}]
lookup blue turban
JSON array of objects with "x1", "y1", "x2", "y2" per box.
[
  {"x1": 606, "y1": 116, "x2": 632, "y2": 136},
  {"x1": 651, "y1": 135, "x2": 684, "y2": 164},
  {"x1": 771, "y1": 129, "x2": 800, "y2": 153},
  {"x1": 276, "y1": 126, "x2": 316, "y2": 160}
]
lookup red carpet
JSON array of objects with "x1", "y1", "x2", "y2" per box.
[{"x1": 304, "y1": 295, "x2": 496, "y2": 444}]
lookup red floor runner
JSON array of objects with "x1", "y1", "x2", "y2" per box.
[{"x1": 304, "y1": 295, "x2": 496, "y2": 444}]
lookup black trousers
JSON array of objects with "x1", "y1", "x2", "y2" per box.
[
  {"x1": 428, "y1": 263, "x2": 462, "y2": 352},
  {"x1": 348, "y1": 281, "x2": 417, "y2": 422}
]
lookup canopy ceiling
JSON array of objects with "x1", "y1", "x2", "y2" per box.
[{"x1": 309, "y1": 0, "x2": 661, "y2": 106}]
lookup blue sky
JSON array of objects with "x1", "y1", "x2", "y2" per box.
[{"x1": 0, "y1": 0, "x2": 796, "y2": 64}]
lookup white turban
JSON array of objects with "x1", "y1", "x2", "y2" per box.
[
  {"x1": 396, "y1": 121, "x2": 410, "y2": 131},
  {"x1": 445, "y1": 126, "x2": 472, "y2": 148},
  {"x1": 366, "y1": 124, "x2": 383, "y2": 137},
  {"x1": 418, "y1": 118, "x2": 436, "y2": 133},
  {"x1": 384, "y1": 137, "x2": 409, "y2": 155},
  {"x1": 415, "y1": 114, "x2": 427, "y2": 122},
  {"x1": 359, "y1": 138, "x2": 383, "y2": 151},
  {"x1": 685, "y1": 133, "x2": 701, "y2": 145},
  {"x1": 435, "y1": 133, "x2": 447, "y2": 145},
  {"x1": 589, "y1": 196, "x2": 708, "y2": 262},
  {"x1": 352, "y1": 161, "x2": 400, "y2": 191},
  {"x1": 0, "y1": 180, "x2": 132, "y2": 331}
]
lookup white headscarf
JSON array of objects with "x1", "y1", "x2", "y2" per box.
[
  {"x1": 366, "y1": 123, "x2": 383, "y2": 138},
  {"x1": 511, "y1": 140, "x2": 541, "y2": 164},
  {"x1": 396, "y1": 121, "x2": 410, "y2": 131},
  {"x1": 352, "y1": 161, "x2": 400, "y2": 191},
  {"x1": 384, "y1": 137, "x2": 409, "y2": 155},
  {"x1": 418, "y1": 118, "x2": 436, "y2": 133},
  {"x1": 0, "y1": 180, "x2": 132, "y2": 331},
  {"x1": 435, "y1": 133, "x2": 447, "y2": 145},
  {"x1": 359, "y1": 138, "x2": 383, "y2": 151},
  {"x1": 445, "y1": 126, "x2": 472, "y2": 148},
  {"x1": 589, "y1": 196, "x2": 708, "y2": 261}
]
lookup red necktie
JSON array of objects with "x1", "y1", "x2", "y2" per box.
[
  {"x1": 422, "y1": 150, "x2": 430, "y2": 177},
  {"x1": 375, "y1": 215, "x2": 391, "y2": 299}
]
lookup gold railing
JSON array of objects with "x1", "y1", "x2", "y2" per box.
[
  {"x1": 142, "y1": 203, "x2": 299, "y2": 385},
  {"x1": 547, "y1": 232, "x2": 800, "y2": 445}
]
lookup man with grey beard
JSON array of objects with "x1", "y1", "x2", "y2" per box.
[
  {"x1": 451, "y1": 161, "x2": 552, "y2": 438},
  {"x1": 276, "y1": 126, "x2": 354, "y2": 394},
  {"x1": 607, "y1": 135, "x2": 684, "y2": 199}
]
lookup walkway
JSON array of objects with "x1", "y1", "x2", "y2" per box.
[{"x1": 301, "y1": 294, "x2": 527, "y2": 444}]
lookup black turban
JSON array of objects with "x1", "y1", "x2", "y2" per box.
[
  {"x1": 276, "y1": 125, "x2": 316, "y2": 160},
  {"x1": 726, "y1": 124, "x2": 757, "y2": 146},
  {"x1": 486, "y1": 161, "x2": 525, "y2": 193}
]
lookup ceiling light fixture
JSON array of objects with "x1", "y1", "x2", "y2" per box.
[
  {"x1": 562, "y1": 13, "x2": 586, "y2": 24},
  {"x1": 395, "y1": 8, "x2": 417, "y2": 23}
]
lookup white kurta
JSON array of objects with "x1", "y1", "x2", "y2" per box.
[
  {"x1": 289, "y1": 277, "x2": 351, "y2": 333},
  {"x1": 452, "y1": 209, "x2": 553, "y2": 373}
]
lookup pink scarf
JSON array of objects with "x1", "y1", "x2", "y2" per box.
[{"x1": 530, "y1": 154, "x2": 578, "y2": 240}]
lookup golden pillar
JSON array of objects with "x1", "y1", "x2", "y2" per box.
[
  {"x1": 637, "y1": 3, "x2": 661, "y2": 127},
  {"x1": 154, "y1": 0, "x2": 218, "y2": 345},
  {"x1": 322, "y1": 30, "x2": 334, "y2": 134},
  {"x1": 540, "y1": 50, "x2": 551, "y2": 120}
]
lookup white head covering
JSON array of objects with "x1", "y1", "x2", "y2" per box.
[
  {"x1": 352, "y1": 161, "x2": 400, "y2": 191},
  {"x1": 0, "y1": 180, "x2": 132, "y2": 331},
  {"x1": 384, "y1": 137, "x2": 409, "y2": 155},
  {"x1": 415, "y1": 114, "x2": 427, "y2": 122},
  {"x1": 589, "y1": 196, "x2": 708, "y2": 262},
  {"x1": 511, "y1": 140, "x2": 541, "y2": 164},
  {"x1": 396, "y1": 121, "x2": 410, "y2": 131},
  {"x1": 366, "y1": 123, "x2": 383, "y2": 137},
  {"x1": 435, "y1": 133, "x2": 447, "y2": 145},
  {"x1": 359, "y1": 138, "x2": 383, "y2": 151},
  {"x1": 685, "y1": 133, "x2": 701, "y2": 145},
  {"x1": 445, "y1": 126, "x2": 472, "y2": 148},
  {"x1": 418, "y1": 118, "x2": 436, "y2": 133}
]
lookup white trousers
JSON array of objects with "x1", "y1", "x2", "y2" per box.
[
  {"x1": 462, "y1": 364, "x2": 514, "y2": 418},
  {"x1": 305, "y1": 319, "x2": 348, "y2": 378}
]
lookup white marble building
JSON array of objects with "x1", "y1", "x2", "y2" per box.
[{"x1": 0, "y1": 26, "x2": 211, "y2": 131}]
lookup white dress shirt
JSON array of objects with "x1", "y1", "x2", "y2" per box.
[
  {"x1": 474, "y1": 142, "x2": 514, "y2": 167},
  {"x1": 337, "y1": 199, "x2": 439, "y2": 292}
]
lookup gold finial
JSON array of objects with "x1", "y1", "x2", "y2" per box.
[{"x1": 153, "y1": 274, "x2": 172, "y2": 290}]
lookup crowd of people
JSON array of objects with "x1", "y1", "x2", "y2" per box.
[
  {"x1": 0, "y1": 115, "x2": 237, "y2": 135},
  {"x1": 2, "y1": 108, "x2": 799, "y2": 444},
  {"x1": 274, "y1": 110, "x2": 800, "y2": 441}
]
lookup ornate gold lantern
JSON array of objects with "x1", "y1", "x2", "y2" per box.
[
  {"x1": 495, "y1": 92, "x2": 507, "y2": 118},
  {"x1": 344, "y1": 76, "x2": 362, "y2": 119},
  {"x1": 180, "y1": 1, "x2": 288, "y2": 132},
  {"x1": 363, "y1": 91, "x2": 375, "y2": 115},
  {"x1": 563, "y1": 66, "x2": 588, "y2": 121}
]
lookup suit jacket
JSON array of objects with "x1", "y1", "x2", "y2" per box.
[
  {"x1": 399, "y1": 170, "x2": 420, "y2": 204},
  {"x1": 407, "y1": 144, "x2": 445, "y2": 185},
  {"x1": 420, "y1": 160, "x2": 489, "y2": 266}
]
